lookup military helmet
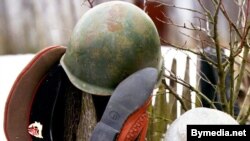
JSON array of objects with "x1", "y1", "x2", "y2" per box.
[{"x1": 60, "y1": 1, "x2": 162, "y2": 96}]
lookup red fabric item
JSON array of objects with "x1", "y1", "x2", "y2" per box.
[{"x1": 117, "y1": 96, "x2": 152, "y2": 141}]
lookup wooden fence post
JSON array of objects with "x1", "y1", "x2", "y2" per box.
[
  {"x1": 181, "y1": 56, "x2": 192, "y2": 114},
  {"x1": 168, "y1": 59, "x2": 177, "y2": 120}
]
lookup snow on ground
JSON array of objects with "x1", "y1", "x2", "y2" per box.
[
  {"x1": 0, "y1": 54, "x2": 34, "y2": 141},
  {"x1": 0, "y1": 47, "x2": 197, "y2": 140}
]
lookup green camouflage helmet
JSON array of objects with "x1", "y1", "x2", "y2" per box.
[{"x1": 60, "y1": 1, "x2": 162, "y2": 96}]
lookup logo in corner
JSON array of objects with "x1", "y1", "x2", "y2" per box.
[{"x1": 28, "y1": 121, "x2": 43, "y2": 139}]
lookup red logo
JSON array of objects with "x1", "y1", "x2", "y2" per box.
[{"x1": 28, "y1": 122, "x2": 43, "y2": 138}]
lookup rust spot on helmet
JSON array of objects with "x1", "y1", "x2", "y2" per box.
[
  {"x1": 106, "y1": 4, "x2": 125, "y2": 32},
  {"x1": 107, "y1": 20, "x2": 123, "y2": 32}
]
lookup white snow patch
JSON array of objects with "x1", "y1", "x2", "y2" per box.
[{"x1": 164, "y1": 107, "x2": 238, "y2": 141}]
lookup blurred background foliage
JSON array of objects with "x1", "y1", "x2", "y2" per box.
[
  {"x1": 0, "y1": 0, "x2": 89, "y2": 54},
  {"x1": 0, "y1": 0, "x2": 239, "y2": 55},
  {"x1": 0, "y1": 0, "x2": 200, "y2": 55}
]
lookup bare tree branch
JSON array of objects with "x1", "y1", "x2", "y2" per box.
[
  {"x1": 162, "y1": 80, "x2": 188, "y2": 111},
  {"x1": 84, "y1": 0, "x2": 94, "y2": 8},
  {"x1": 148, "y1": 0, "x2": 205, "y2": 16},
  {"x1": 163, "y1": 73, "x2": 217, "y2": 109}
]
